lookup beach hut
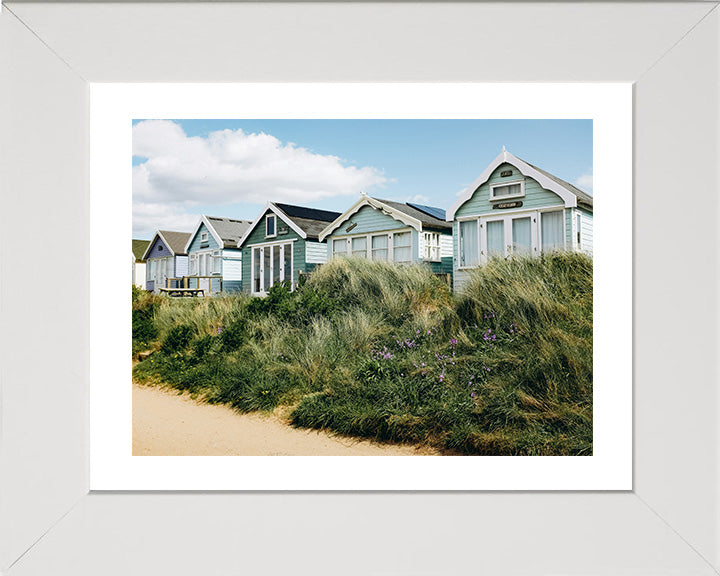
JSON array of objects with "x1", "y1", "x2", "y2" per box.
[
  {"x1": 184, "y1": 216, "x2": 253, "y2": 295},
  {"x1": 237, "y1": 202, "x2": 341, "y2": 295},
  {"x1": 319, "y1": 195, "x2": 453, "y2": 275},
  {"x1": 132, "y1": 239, "x2": 150, "y2": 289},
  {"x1": 143, "y1": 231, "x2": 191, "y2": 293},
  {"x1": 447, "y1": 148, "x2": 593, "y2": 292}
]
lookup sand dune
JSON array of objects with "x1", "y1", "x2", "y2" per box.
[{"x1": 133, "y1": 383, "x2": 436, "y2": 456}]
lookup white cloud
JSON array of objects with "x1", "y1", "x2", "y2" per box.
[
  {"x1": 405, "y1": 194, "x2": 430, "y2": 204},
  {"x1": 133, "y1": 202, "x2": 200, "y2": 239},
  {"x1": 574, "y1": 172, "x2": 593, "y2": 193},
  {"x1": 133, "y1": 120, "x2": 388, "y2": 236}
]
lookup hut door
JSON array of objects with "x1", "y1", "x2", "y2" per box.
[{"x1": 480, "y1": 212, "x2": 539, "y2": 263}]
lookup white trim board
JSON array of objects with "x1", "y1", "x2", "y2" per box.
[
  {"x1": 447, "y1": 148, "x2": 582, "y2": 220},
  {"x1": 183, "y1": 215, "x2": 225, "y2": 254},
  {"x1": 237, "y1": 202, "x2": 307, "y2": 248},
  {"x1": 3, "y1": 2, "x2": 720, "y2": 575},
  {"x1": 319, "y1": 196, "x2": 422, "y2": 241}
]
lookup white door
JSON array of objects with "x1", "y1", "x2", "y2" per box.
[{"x1": 480, "y1": 212, "x2": 539, "y2": 263}]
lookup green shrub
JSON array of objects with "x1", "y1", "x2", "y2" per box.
[
  {"x1": 133, "y1": 253, "x2": 593, "y2": 455},
  {"x1": 162, "y1": 324, "x2": 195, "y2": 353}
]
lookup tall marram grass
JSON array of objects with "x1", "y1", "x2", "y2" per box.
[{"x1": 132, "y1": 253, "x2": 593, "y2": 455}]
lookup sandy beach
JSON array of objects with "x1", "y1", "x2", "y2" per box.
[{"x1": 132, "y1": 383, "x2": 436, "y2": 456}]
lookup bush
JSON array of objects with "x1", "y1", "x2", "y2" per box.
[
  {"x1": 162, "y1": 324, "x2": 195, "y2": 353},
  {"x1": 133, "y1": 253, "x2": 593, "y2": 455}
]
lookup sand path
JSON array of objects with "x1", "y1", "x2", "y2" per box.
[{"x1": 133, "y1": 383, "x2": 436, "y2": 456}]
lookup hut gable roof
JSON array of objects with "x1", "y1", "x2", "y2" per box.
[
  {"x1": 319, "y1": 195, "x2": 450, "y2": 241},
  {"x1": 447, "y1": 149, "x2": 593, "y2": 220},
  {"x1": 132, "y1": 239, "x2": 151, "y2": 261},
  {"x1": 142, "y1": 230, "x2": 192, "y2": 259},
  {"x1": 237, "y1": 202, "x2": 342, "y2": 247},
  {"x1": 204, "y1": 216, "x2": 253, "y2": 248}
]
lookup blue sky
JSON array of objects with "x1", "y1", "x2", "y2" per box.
[{"x1": 132, "y1": 119, "x2": 592, "y2": 239}]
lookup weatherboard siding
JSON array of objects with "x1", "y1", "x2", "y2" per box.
[
  {"x1": 579, "y1": 208, "x2": 593, "y2": 254},
  {"x1": 429, "y1": 257, "x2": 453, "y2": 276},
  {"x1": 222, "y1": 254, "x2": 242, "y2": 282},
  {"x1": 188, "y1": 222, "x2": 220, "y2": 253},
  {"x1": 305, "y1": 240, "x2": 328, "y2": 264},
  {"x1": 145, "y1": 236, "x2": 171, "y2": 259},
  {"x1": 174, "y1": 255, "x2": 188, "y2": 278},
  {"x1": 240, "y1": 209, "x2": 306, "y2": 293},
  {"x1": 331, "y1": 205, "x2": 407, "y2": 238},
  {"x1": 440, "y1": 234, "x2": 453, "y2": 258},
  {"x1": 454, "y1": 163, "x2": 564, "y2": 218}
]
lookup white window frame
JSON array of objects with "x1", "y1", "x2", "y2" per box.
[
  {"x1": 330, "y1": 228, "x2": 413, "y2": 263},
  {"x1": 479, "y1": 211, "x2": 539, "y2": 264},
  {"x1": 212, "y1": 250, "x2": 222, "y2": 275},
  {"x1": 422, "y1": 231, "x2": 441, "y2": 262},
  {"x1": 351, "y1": 236, "x2": 368, "y2": 259},
  {"x1": 538, "y1": 209, "x2": 567, "y2": 254},
  {"x1": 576, "y1": 212, "x2": 582, "y2": 249},
  {"x1": 457, "y1": 218, "x2": 480, "y2": 270},
  {"x1": 392, "y1": 231, "x2": 412, "y2": 264},
  {"x1": 332, "y1": 238, "x2": 349, "y2": 258},
  {"x1": 265, "y1": 214, "x2": 277, "y2": 238},
  {"x1": 250, "y1": 240, "x2": 295, "y2": 295},
  {"x1": 489, "y1": 179, "x2": 526, "y2": 201},
  {"x1": 458, "y1": 207, "x2": 566, "y2": 268},
  {"x1": 200, "y1": 231, "x2": 209, "y2": 242}
]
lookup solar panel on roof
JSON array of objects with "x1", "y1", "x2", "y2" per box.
[
  {"x1": 407, "y1": 202, "x2": 446, "y2": 221},
  {"x1": 274, "y1": 203, "x2": 341, "y2": 222}
]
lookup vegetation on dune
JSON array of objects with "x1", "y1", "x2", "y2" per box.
[{"x1": 132, "y1": 253, "x2": 593, "y2": 455}]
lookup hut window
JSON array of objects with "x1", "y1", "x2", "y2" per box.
[
  {"x1": 512, "y1": 218, "x2": 532, "y2": 255},
  {"x1": 541, "y1": 211, "x2": 564, "y2": 252},
  {"x1": 212, "y1": 250, "x2": 222, "y2": 274},
  {"x1": 189, "y1": 254, "x2": 198, "y2": 275},
  {"x1": 371, "y1": 234, "x2": 389, "y2": 261},
  {"x1": 266, "y1": 214, "x2": 277, "y2": 237},
  {"x1": 332, "y1": 238, "x2": 348, "y2": 258},
  {"x1": 423, "y1": 232, "x2": 441, "y2": 261},
  {"x1": 486, "y1": 220, "x2": 505, "y2": 258},
  {"x1": 490, "y1": 181, "x2": 525, "y2": 200},
  {"x1": 351, "y1": 237, "x2": 367, "y2": 258},
  {"x1": 284, "y1": 245, "x2": 292, "y2": 283},
  {"x1": 459, "y1": 220, "x2": 479, "y2": 267},
  {"x1": 200, "y1": 232, "x2": 208, "y2": 242},
  {"x1": 576, "y1": 214, "x2": 582, "y2": 248},
  {"x1": 393, "y1": 232, "x2": 412, "y2": 263}
]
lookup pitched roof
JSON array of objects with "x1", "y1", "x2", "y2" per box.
[
  {"x1": 273, "y1": 203, "x2": 342, "y2": 240},
  {"x1": 204, "y1": 216, "x2": 253, "y2": 248},
  {"x1": 372, "y1": 198, "x2": 451, "y2": 229},
  {"x1": 158, "y1": 230, "x2": 192, "y2": 255},
  {"x1": 447, "y1": 149, "x2": 593, "y2": 220},
  {"x1": 132, "y1": 239, "x2": 150, "y2": 261},
  {"x1": 319, "y1": 196, "x2": 451, "y2": 241},
  {"x1": 523, "y1": 160, "x2": 594, "y2": 207}
]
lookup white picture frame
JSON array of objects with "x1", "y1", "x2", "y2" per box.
[
  {"x1": 90, "y1": 82, "x2": 630, "y2": 491},
  {"x1": 2, "y1": 2, "x2": 719, "y2": 574}
]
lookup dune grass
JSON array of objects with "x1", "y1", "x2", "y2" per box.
[{"x1": 132, "y1": 253, "x2": 592, "y2": 455}]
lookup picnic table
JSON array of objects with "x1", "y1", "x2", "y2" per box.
[{"x1": 159, "y1": 287, "x2": 205, "y2": 298}]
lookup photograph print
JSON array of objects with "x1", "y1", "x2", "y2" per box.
[{"x1": 131, "y1": 119, "x2": 593, "y2": 457}]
